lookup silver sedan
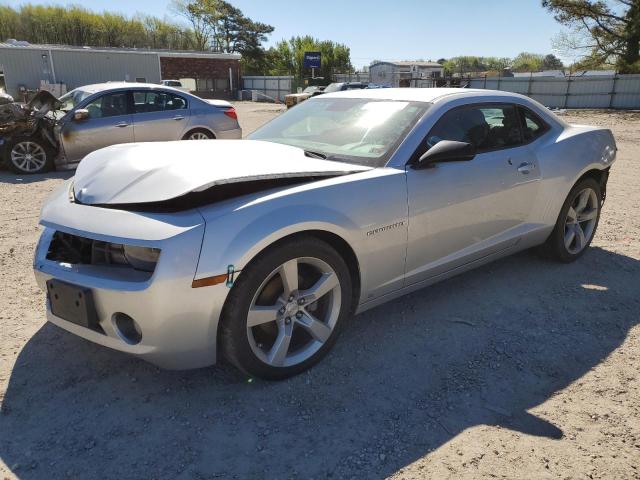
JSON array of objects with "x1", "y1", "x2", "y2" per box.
[
  {"x1": 4, "y1": 82, "x2": 241, "y2": 174},
  {"x1": 33, "y1": 88, "x2": 616, "y2": 379}
]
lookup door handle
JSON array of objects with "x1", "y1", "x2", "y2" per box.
[
  {"x1": 173, "y1": 115, "x2": 185, "y2": 121},
  {"x1": 517, "y1": 162, "x2": 534, "y2": 174},
  {"x1": 115, "y1": 122, "x2": 129, "y2": 128}
]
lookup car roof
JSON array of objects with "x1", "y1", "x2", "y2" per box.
[
  {"x1": 321, "y1": 87, "x2": 531, "y2": 104},
  {"x1": 73, "y1": 82, "x2": 185, "y2": 95}
]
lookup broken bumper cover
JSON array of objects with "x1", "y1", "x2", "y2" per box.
[{"x1": 33, "y1": 184, "x2": 231, "y2": 369}]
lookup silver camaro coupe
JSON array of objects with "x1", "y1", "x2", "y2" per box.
[{"x1": 33, "y1": 88, "x2": 616, "y2": 379}]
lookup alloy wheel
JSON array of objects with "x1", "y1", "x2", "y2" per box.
[
  {"x1": 10, "y1": 141, "x2": 47, "y2": 173},
  {"x1": 564, "y1": 187, "x2": 599, "y2": 255},
  {"x1": 246, "y1": 257, "x2": 342, "y2": 368},
  {"x1": 188, "y1": 132, "x2": 211, "y2": 140}
]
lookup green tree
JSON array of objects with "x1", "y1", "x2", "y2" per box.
[
  {"x1": 0, "y1": 4, "x2": 199, "y2": 50},
  {"x1": 543, "y1": 0, "x2": 640, "y2": 73},
  {"x1": 542, "y1": 53, "x2": 564, "y2": 69},
  {"x1": 252, "y1": 36, "x2": 352, "y2": 82},
  {"x1": 170, "y1": 0, "x2": 219, "y2": 50},
  {"x1": 511, "y1": 52, "x2": 545, "y2": 72}
]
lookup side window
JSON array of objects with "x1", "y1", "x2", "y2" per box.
[
  {"x1": 133, "y1": 91, "x2": 187, "y2": 114},
  {"x1": 426, "y1": 104, "x2": 523, "y2": 152},
  {"x1": 520, "y1": 107, "x2": 548, "y2": 142},
  {"x1": 84, "y1": 92, "x2": 128, "y2": 119}
]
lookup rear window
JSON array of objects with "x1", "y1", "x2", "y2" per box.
[{"x1": 519, "y1": 107, "x2": 548, "y2": 142}]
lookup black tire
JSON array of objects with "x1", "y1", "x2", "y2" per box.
[
  {"x1": 539, "y1": 177, "x2": 602, "y2": 262},
  {"x1": 6, "y1": 136, "x2": 54, "y2": 174},
  {"x1": 182, "y1": 129, "x2": 215, "y2": 140},
  {"x1": 220, "y1": 236, "x2": 353, "y2": 380}
]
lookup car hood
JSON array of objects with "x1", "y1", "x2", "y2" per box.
[
  {"x1": 26, "y1": 90, "x2": 62, "y2": 114},
  {"x1": 73, "y1": 140, "x2": 371, "y2": 206}
]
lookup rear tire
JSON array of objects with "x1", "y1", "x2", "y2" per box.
[
  {"x1": 220, "y1": 236, "x2": 353, "y2": 380},
  {"x1": 183, "y1": 129, "x2": 214, "y2": 140},
  {"x1": 6, "y1": 136, "x2": 54, "y2": 174},
  {"x1": 539, "y1": 177, "x2": 601, "y2": 262}
]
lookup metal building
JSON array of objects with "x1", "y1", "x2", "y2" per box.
[
  {"x1": 0, "y1": 41, "x2": 241, "y2": 100},
  {"x1": 369, "y1": 61, "x2": 444, "y2": 88}
]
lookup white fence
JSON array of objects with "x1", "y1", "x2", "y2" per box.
[
  {"x1": 241, "y1": 76, "x2": 293, "y2": 102},
  {"x1": 468, "y1": 74, "x2": 640, "y2": 109}
]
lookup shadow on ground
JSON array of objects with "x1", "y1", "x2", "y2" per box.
[{"x1": 1, "y1": 247, "x2": 638, "y2": 479}]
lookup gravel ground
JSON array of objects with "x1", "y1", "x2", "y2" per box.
[{"x1": 0, "y1": 105, "x2": 638, "y2": 480}]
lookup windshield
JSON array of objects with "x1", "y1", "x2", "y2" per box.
[
  {"x1": 164, "y1": 80, "x2": 182, "y2": 86},
  {"x1": 58, "y1": 89, "x2": 92, "y2": 112},
  {"x1": 248, "y1": 97, "x2": 428, "y2": 167}
]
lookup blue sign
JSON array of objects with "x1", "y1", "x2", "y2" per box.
[{"x1": 304, "y1": 52, "x2": 321, "y2": 69}]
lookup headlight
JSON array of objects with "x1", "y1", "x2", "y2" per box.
[{"x1": 122, "y1": 245, "x2": 161, "y2": 272}]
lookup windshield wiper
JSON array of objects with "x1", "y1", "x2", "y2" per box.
[{"x1": 304, "y1": 149, "x2": 327, "y2": 160}]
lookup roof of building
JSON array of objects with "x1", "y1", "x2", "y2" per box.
[
  {"x1": 0, "y1": 40, "x2": 241, "y2": 59},
  {"x1": 371, "y1": 60, "x2": 443, "y2": 68}
]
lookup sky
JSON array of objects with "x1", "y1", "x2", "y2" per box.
[{"x1": 5, "y1": 0, "x2": 569, "y2": 68}]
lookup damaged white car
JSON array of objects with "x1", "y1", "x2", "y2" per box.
[
  {"x1": 34, "y1": 88, "x2": 616, "y2": 379},
  {"x1": 1, "y1": 83, "x2": 241, "y2": 174}
]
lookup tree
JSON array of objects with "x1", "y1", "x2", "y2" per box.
[
  {"x1": 512, "y1": 52, "x2": 545, "y2": 72},
  {"x1": 542, "y1": 53, "x2": 564, "y2": 69},
  {"x1": 542, "y1": 0, "x2": 640, "y2": 73},
  {"x1": 248, "y1": 36, "x2": 352, "y2": 81},
  {"x1": 170, "y1": 0, "x2": 219, "y2": 50},
  {"x1": 0, "y1": 4, "x2": 198, "y2": 50}
]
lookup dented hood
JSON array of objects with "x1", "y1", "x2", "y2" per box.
[
  {"x1": 26, "y1": 90, "x2": 62, "y2": 114},
  {"x1": 73, "y1": 140, "x2": 371, "y2": 206}
]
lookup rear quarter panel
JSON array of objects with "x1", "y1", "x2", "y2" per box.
[
  {"x1": 533, "y1": 124, "x2": 616, "y2": 226},
  {"x1": 188, "y1": 99, "x2": 239, "y2": 137}
]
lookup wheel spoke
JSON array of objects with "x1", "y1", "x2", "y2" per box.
[
  {"x1": 566, "y1": 206, "x2": 577, "y2": 223},
  {"x1": 564, "y1": 227, "x2": 576, "y2": 249},
  {"x1": 297, "y1": 311, "x2": 332, "y2": 343},
  {"x1": 577, "y1": 208, "x2": 597, "y2": 222},
  {"x1": 573, "y1": 224, "x2": 586, "y2": 251},
  {"x1": 300, "y1": 272, "x2": 338, "y2": 303},
  {"x1": 247, "y1": 305, "x2": 281, "y2": 328},
  {"x1": 267, "y1": 322, "x2": 293, "y2": 366},
  {"x1": 278, "y1": 259, "x2": 298, "y2": 297},
  {"x1": 575, "y1": 190, "x2": 590, "y2": 213}
]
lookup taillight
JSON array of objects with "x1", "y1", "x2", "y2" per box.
[{"x1": 224, "y1": 108, "x2": 237, "y2": 120}]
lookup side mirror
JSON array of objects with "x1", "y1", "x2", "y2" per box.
[
  {"x1": 416, "y1": 140, "x2": 476, "y2": 167},
  {"x1": 74, "y1": 109, "x2": 89, "y2": 121}
]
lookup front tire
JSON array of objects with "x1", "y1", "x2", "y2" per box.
[
  {"x1": 220, "y1": 236, "x2": 353, "y2": 380},
  {"x1": 540, "y1": 177, "x2": 602, "y2": 262},
  {"x1": 6, "y1": 136, "x2": 53, "y2": 174}
]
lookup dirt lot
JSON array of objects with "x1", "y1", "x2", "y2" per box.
[{"x1": 0, "y1": 104, "x2": 639, "y2": 480}]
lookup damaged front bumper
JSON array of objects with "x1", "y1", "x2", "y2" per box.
[{"x1": 33, "y1": 181, "x2": 230, "y2": 369}]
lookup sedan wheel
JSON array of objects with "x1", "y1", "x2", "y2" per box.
[
  {"x1": 564, "y1": 188, "x2": 599, "y2": 255},
  {"x1": 187, "y1": 131, "x2": 213, "y2": 140},
  {"x1": 9, "y1": 140, "x2": 49, "y2": 174},
  {"x1": 220, "y1": 236, "x2": 352, "y2": 380}
]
